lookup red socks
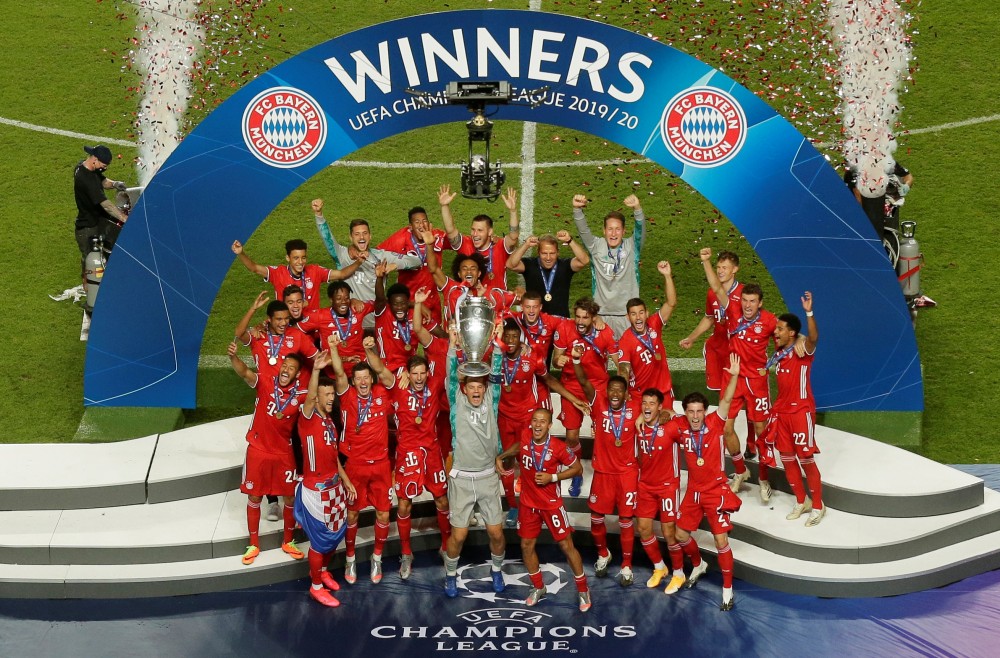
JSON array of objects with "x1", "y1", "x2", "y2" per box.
[
  {"x1": 246, "y1": 500, "x2": 261, "y2": 547},
  {"x1": 308, "y1": 549, "x2": 325, "y2": 586},
  {"x1": 618, "y1": 517, "x2": 634, "y2": 568},
  {"x1": 641, "y1": 535, "x2": 663, "y2": 566},
  {"x1": 802, "y1": 459, "x2": 823, "y2": 509},
  {"x1": 436, "y1": 508, "x2": 452, "y2": 551},
  {"x1": 345, "y1": 522, "x2": 359, "y2": 558},
  {"x1": 529, "y1": 571, "x2": 544, "y2": 589},
  {"x1": 782, "y1": 456, "x2": 807, "y2": 504},
  {"x1": 397, "y1": 514, "x2": 412, "y2": 555},
  {"x1": 717, "y1": 544, "x2": 734, "y2": 588},
  {"x1": 373, "y1": 519, "x2": 390, "y2": 556},
  {"x1": 679, "y1": 537, "x2": 701, "y2": 566},
  {"x1": 590, "y1": 515, "x2": 609, "y2": 557},
  {"x1": 282, "y1": 504, "x2": 296, "y2": 544},
  {"x1": 667, "y1": 542, "x2": 684, "y2": 571},
  {"x1": 732, "y1": 452, "x2": 747, "y2": 474}
]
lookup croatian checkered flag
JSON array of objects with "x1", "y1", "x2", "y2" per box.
[{"x1": 294, "y1": 476, "x2": 349, "y2": 554}]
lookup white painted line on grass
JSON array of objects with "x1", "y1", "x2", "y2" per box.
[
  {"x1": 905, "y1": 113, "x2": 1000, "y2": 135},
  {"x1": 0, "y1": 116, "x2": 134, "y2": 147}
]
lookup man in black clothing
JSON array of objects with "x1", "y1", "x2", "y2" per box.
[{"x1": 74, "y1": 144, "x2": 129, "y2": 274}]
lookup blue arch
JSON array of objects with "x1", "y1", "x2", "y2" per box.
[{"x1": 85, "y1": 9, "x2": 922, "y2": 411}]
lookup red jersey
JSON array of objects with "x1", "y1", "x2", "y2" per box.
[
  {"x1": 618, "y1": 312, "x2": 673, "y2": 400},
  {"x1": 379, "y1": 227, "x2": 449, "y2": 315},
  {"x1": 589, "y1": 391, "x2": 639, "y2": 474},
  {"x1": 553, "y1": 320, "x2": 615, "y2": 396},
  {"x1": 339, "y1": 384, "x2": 392, "y2": 462},
  {"x1": 298, "y1": 302, "x2": 375, "y2": 375},
  {"x1": 637, "y1": 420, "x2": 680, "y2": 487},
  {"x1": 297, "y1": 407, "x2": 340, "y2": 488},
  {"x1": 421, "y1": 334, "x2": 450, "y2": 408},
  {"x1": 772, "y1": 348, "x2": 816, "y2": 414},
  {"x1": 439, "y1": 278, "x2": 517, "y2": 325},
  {"x1": 511, "y1": 311, "x2": 562, "y2": 355},
  {"x1": 517, "y1": 430, "x2": 577, "y2": 510},
  {"x1": 374, "y1": 305, "x2": 436, "y2": 373},
  {"x1": 265, "y1": 264, "x2": 331, "y2": 312},
  {"x1": 246, "y1": 326, "x2": 318, "y2": 383},
  {"x1": 724, "y1": 308, "x2": 777, "y2": 376},
  {"x1": 498, "y1": 346, "x2": 550, "y2": 420},
  {"x1": 706, "y1": 281, "x2": 743, "y2": 349},
  {"x1": 245, "y1": 374, "x2": 307, "y2": 455},
  {"x1": 456, "y1": 235, "x2": 512, "y2": 290},
  {"x1": 666, "y1": 412, "x2": 728, "y2": 492},
  {"x1": 390, "y1": 383, "x2": 441, "y2": 451}
]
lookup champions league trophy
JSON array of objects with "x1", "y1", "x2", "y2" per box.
[{"x1": 456, "y1": 295, "x2": 495, "y2": 377}]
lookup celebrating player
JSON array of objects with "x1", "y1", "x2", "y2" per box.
[
  {"x1": 439, "y1": 184, "x2": 520, "y2": 290},
  {"x1": 506, "y1": 232, "x2": 590, "y2": 318},
  {"x1": 617, "y1": 260, "x2": 678, "y2": 405},
  {"x1": 298, "y1": 281, "x2": 374, "y2": 378},
  {"x1": 665, "y1": 354, "x2": 743, "y2": 611},
  {"x1": 378, "y1": 205, "x2": 451, "y2": 324},
  {"x1": 497, "y1": 409, "x2": 593, "y2": 612}
]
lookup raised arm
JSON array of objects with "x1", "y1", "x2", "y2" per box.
[
  {"x1": 700, "y1": 247, "x2": 730, "y2": 311},
  {"x1": 311, "y1": 198, "x2": 346, "y2": 267},
  {"x1": 571, "y1": 194, "x2": 596, "y2": 252},
  {"x1": 228, "y1": 340, "x2": 257, "y2": 386},
  {"x1": 501, "y1": 187, "x2": 520, "y2": 251},
  {"x1": 363, "y1": 336, "x2": 396, "y2": 387},
  {"x1": 506, "y1": 235, "x2": 537, "y2": 274},
  {"x1": 301, "y1": 350, "x2": 332, "y2": 416},
  {"x1": 623, "y1": 193, "x2": 646, "y2": 253},
  {"x1": 570, "y1": 343, "x2": 596, "y2": 403},
  {"x1": 679, "y1": 315, "x2": 715, "y2": 351},
  {"x1": 556, "y1": 229, "x2": 590, "y2": 271},
  {"x1": 421, "y1": 229, "x2": 448, "y2": 289},
  {"x1": 412, "y1": 287, "x2": 434, "y2": 346},
  {"x1": 801, "y1": 291, "x2": 819, "y2": 353},
  {"x1": 716, "y1": 354, "x2": 741, "y2": 421},
  {"x1": 438, "y1": 184, "x2": 462, "y2": 248},
  {"x1": 656, "y1": 260, "x2": 677, "y2": 324},
  {"x1": 231, "y1": 240, "x2": 267, "y2": 278},
  {"x1": 326, "y1": 334, "x2": 350, "y2": 395},
  {"x1": 373, "y1": 260, "x2": 389, "y2": 314},
  {"x1": 235, "y1": 291, "x2": 269, "y2": 343}
]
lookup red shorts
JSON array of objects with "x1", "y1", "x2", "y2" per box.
[
  {"x1": 498, "y1": 413, "x2": 530, "y2": 451},
  {"x1": 344, "y1": 458, "x2": 393, "y2": 512},
  {"x1": 588, "y1": 469, "x2": 638, "y2": 516},
  {"x1": 558, "y1": 396, "x2": 585, "y2": 431},
  {"x1": 765, "y1": 410, "x2": 820, "y2": 459},
  {"x1": 723, "y1": 372, "x2": 771, "y2": 423},
  {"x1": 636, "y1": 480, "x2": 681, "y2": 523},
  {"x1": 241, "y1": 445, "x2": 297, "y2": 497},
  {"x1": 517, "y1": 505, "x2": 573, "y2": 542},
  {"x1": 703, "y1": 338, "x2": 729, "y2": 391},
  {"x1": 676, "y1": 482, "x2": 742, "y2": 536},
  {"x1": 394, "y1": 446, "x2": 448, "y2": 500}
]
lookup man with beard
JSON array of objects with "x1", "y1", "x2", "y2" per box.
[
  {"x1": 506, "y1": 231, "x2": 590, "y2": 317},
  {"x1": 439, "y1": 184, "x2": 520, "y2": 290},
  {"x1": 378, "y1": 205, "x2": 451, "y2": 325},
  {"x1": 617, "y1": 261, "x2": 677, "y2": 406}
]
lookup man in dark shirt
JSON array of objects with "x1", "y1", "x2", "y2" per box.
[
  {"x1": 507, "y1": 231, "x2": 589, "y2": 317},
  {"x1": 74, "y1": 144, "x2": 129, "y2": 273}
]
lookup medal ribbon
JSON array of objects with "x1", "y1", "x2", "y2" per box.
[
  {"x1": 642, "y1": 420, "x2": 660, "y2": 456},
  {"x1": 410, "y1": 231, "x2": 427, "y2": 265},
  {"x1": 265, "y1": 328, "x2": 282, "y2": 361},
  {"x1": 581, "y1": 328, "x2": 604, "y2": 358},
  {"x1": 272, "y1": 377, "x2": 298, "y2": 417},
  {"x1": 607, "y1": 245, "x2": 623, "y2": 275},
  {"x1": 632, "y1": 327, "x2": 658, "y2": 358},
  {"x1": 321, "y1": 413, "x2": 337, "y2": 443},
  {"x1": 728, "y1": 311, "x2": 760, "y2": 338},
  {"x1": 331, "y1": 308, "x2": 352, "y2": 341},
  {"x1": 691, "y1": 424, "x2": 707, "y2": 463},
  {"x1": 502, "y1": 352, "x2": 522, "y2": 387},
  {"x1": 541, "y1": 262, "x2": 557, "y2": 298},
  {"x1": 609, "y1": 406, "x2": 626, "y2": 447},
  {"x1": 356, "y1": 393, "x2": 373, "y2": 429},
  {"x1": 764, "y1": 344, "x2": 795, "y2": 371},
  {"x1": 411, "y1": 385, "x2": 428, "y2": 423},
  {"x1": 521, "y1": 315, "x2": 543, "y2": 344},
  {"x1": 531, "y1": 435, "x2": 552, "y2": 473},
  {"x1": 397, "y1": 318, "x2": 412, "y2": 346}
]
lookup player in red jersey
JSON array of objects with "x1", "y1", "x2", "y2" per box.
[
  {"x1": 294, "y1": 351, "x2": 357, "y2": 607},
  {"x1": 618, "y1": 260, "x2": 678, "y2": 406},
  {"x1": 570, "y1": 345, "x2": 640, "y2": 588},
  {"x1": 231, "y1": 238, "x2": 359, "y2": 312},
  {"x1": 378, "y1": 206, "x2": 451, "y2": 325},
  {"x1": 552, "y1": 297, "x2": 618, "y2": 497},
  {"x1": 328, "y1": 333, "x2": 395, "y2": 585},
  {"x1": 761, "y1": 292, "x2": 825, "y2": 526},
  {"x1": 298, "y1": 281, "x2": 374, "y2": 379},
  {"x1": 235, "y1": 292, "x2": 318, "y2": 383},
  {"x1": 497, "y1": 409, "x2": 593, "y2": 612},
  {"x1": 633, "y1": 388, "x2": 689, "y2": 594},
  {"x1": 423, "y1": 230, "x2": 521, "y2": 325},
  {"x1": 373, "y1": 264, "x2": 445, "y2": 375},
  {"x1": 228, "y1": 342, "x2": 308, "y2": 566},
  {"x1": 439, "y1": 184, "x2": 520, "y2": 290},
  {"x1": 365, "y1": 340, "x2": 453, "y2": 581},
  {"x1": 665, "y1": 354, "x2": 743, "y2": 611},
  {"x1": 412, "y1": 288, "x2": 455, "y2": 462},
  {"x1": 507, "y1": 290, "x2": 563, "y2": 362},
  {"x1": 496, "y1": 319, "x2": 590, "y2": 529},
  {"x1": 701, "y1": 248, "x2": 778, "y2": 498}
]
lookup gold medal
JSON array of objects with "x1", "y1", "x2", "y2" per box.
[
  {"x1": 415, "y1": 417, "x2": 423, "y2": 425},
  {"x1": 696, "y1": 457, "x2": 705, "y2": 466},
  {"x1": 615, "y1": 439, "x2": 622, "y2": 447},
  {"x1": 355, "y1": 425, "x2": 362, "y2": 434},
  {"x1": 544, "y1": 293, "x2": 552, "y2": 302},
  {"x1": 404, "y1": 344, "x2": 412, "y2": 352},
  {"x1": 757, "y1": 368, "x2": 767, "y2": 376},
  {"x1": 654, "y1": 353, "x2": 662, "y2": 361},
  {"x1": 504, "y1": 385, "x2": 512, "y2": 393},
  {"x1": 275, "y1": 412, "x2": 284, "y2": 420}
]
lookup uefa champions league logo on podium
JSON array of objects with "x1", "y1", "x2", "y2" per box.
[{"x1": 454, "y1": 559, "x2": 568, "y2": 605}]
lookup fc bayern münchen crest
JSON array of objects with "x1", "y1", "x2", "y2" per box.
[
  {"x1": 242, "y1": 87, "x2": 327, "y2": 168},
  {"x1": 660, "y1": 87, "x2": 746, "y2": 168}
]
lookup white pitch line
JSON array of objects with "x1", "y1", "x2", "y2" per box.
[
  {"x1": 519, "y1": 0, "x2": 542, "y2": 237},
  {"x1": 0, "y1": 116, "x2": 134, "y2": 147},
  {"x1": 905, "y1": 113, "x2": 1000, "y2": 135}
]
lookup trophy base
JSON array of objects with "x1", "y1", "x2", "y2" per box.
[{"x1": 457, "y1": 362, "x2": 492, "y2": 378}]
